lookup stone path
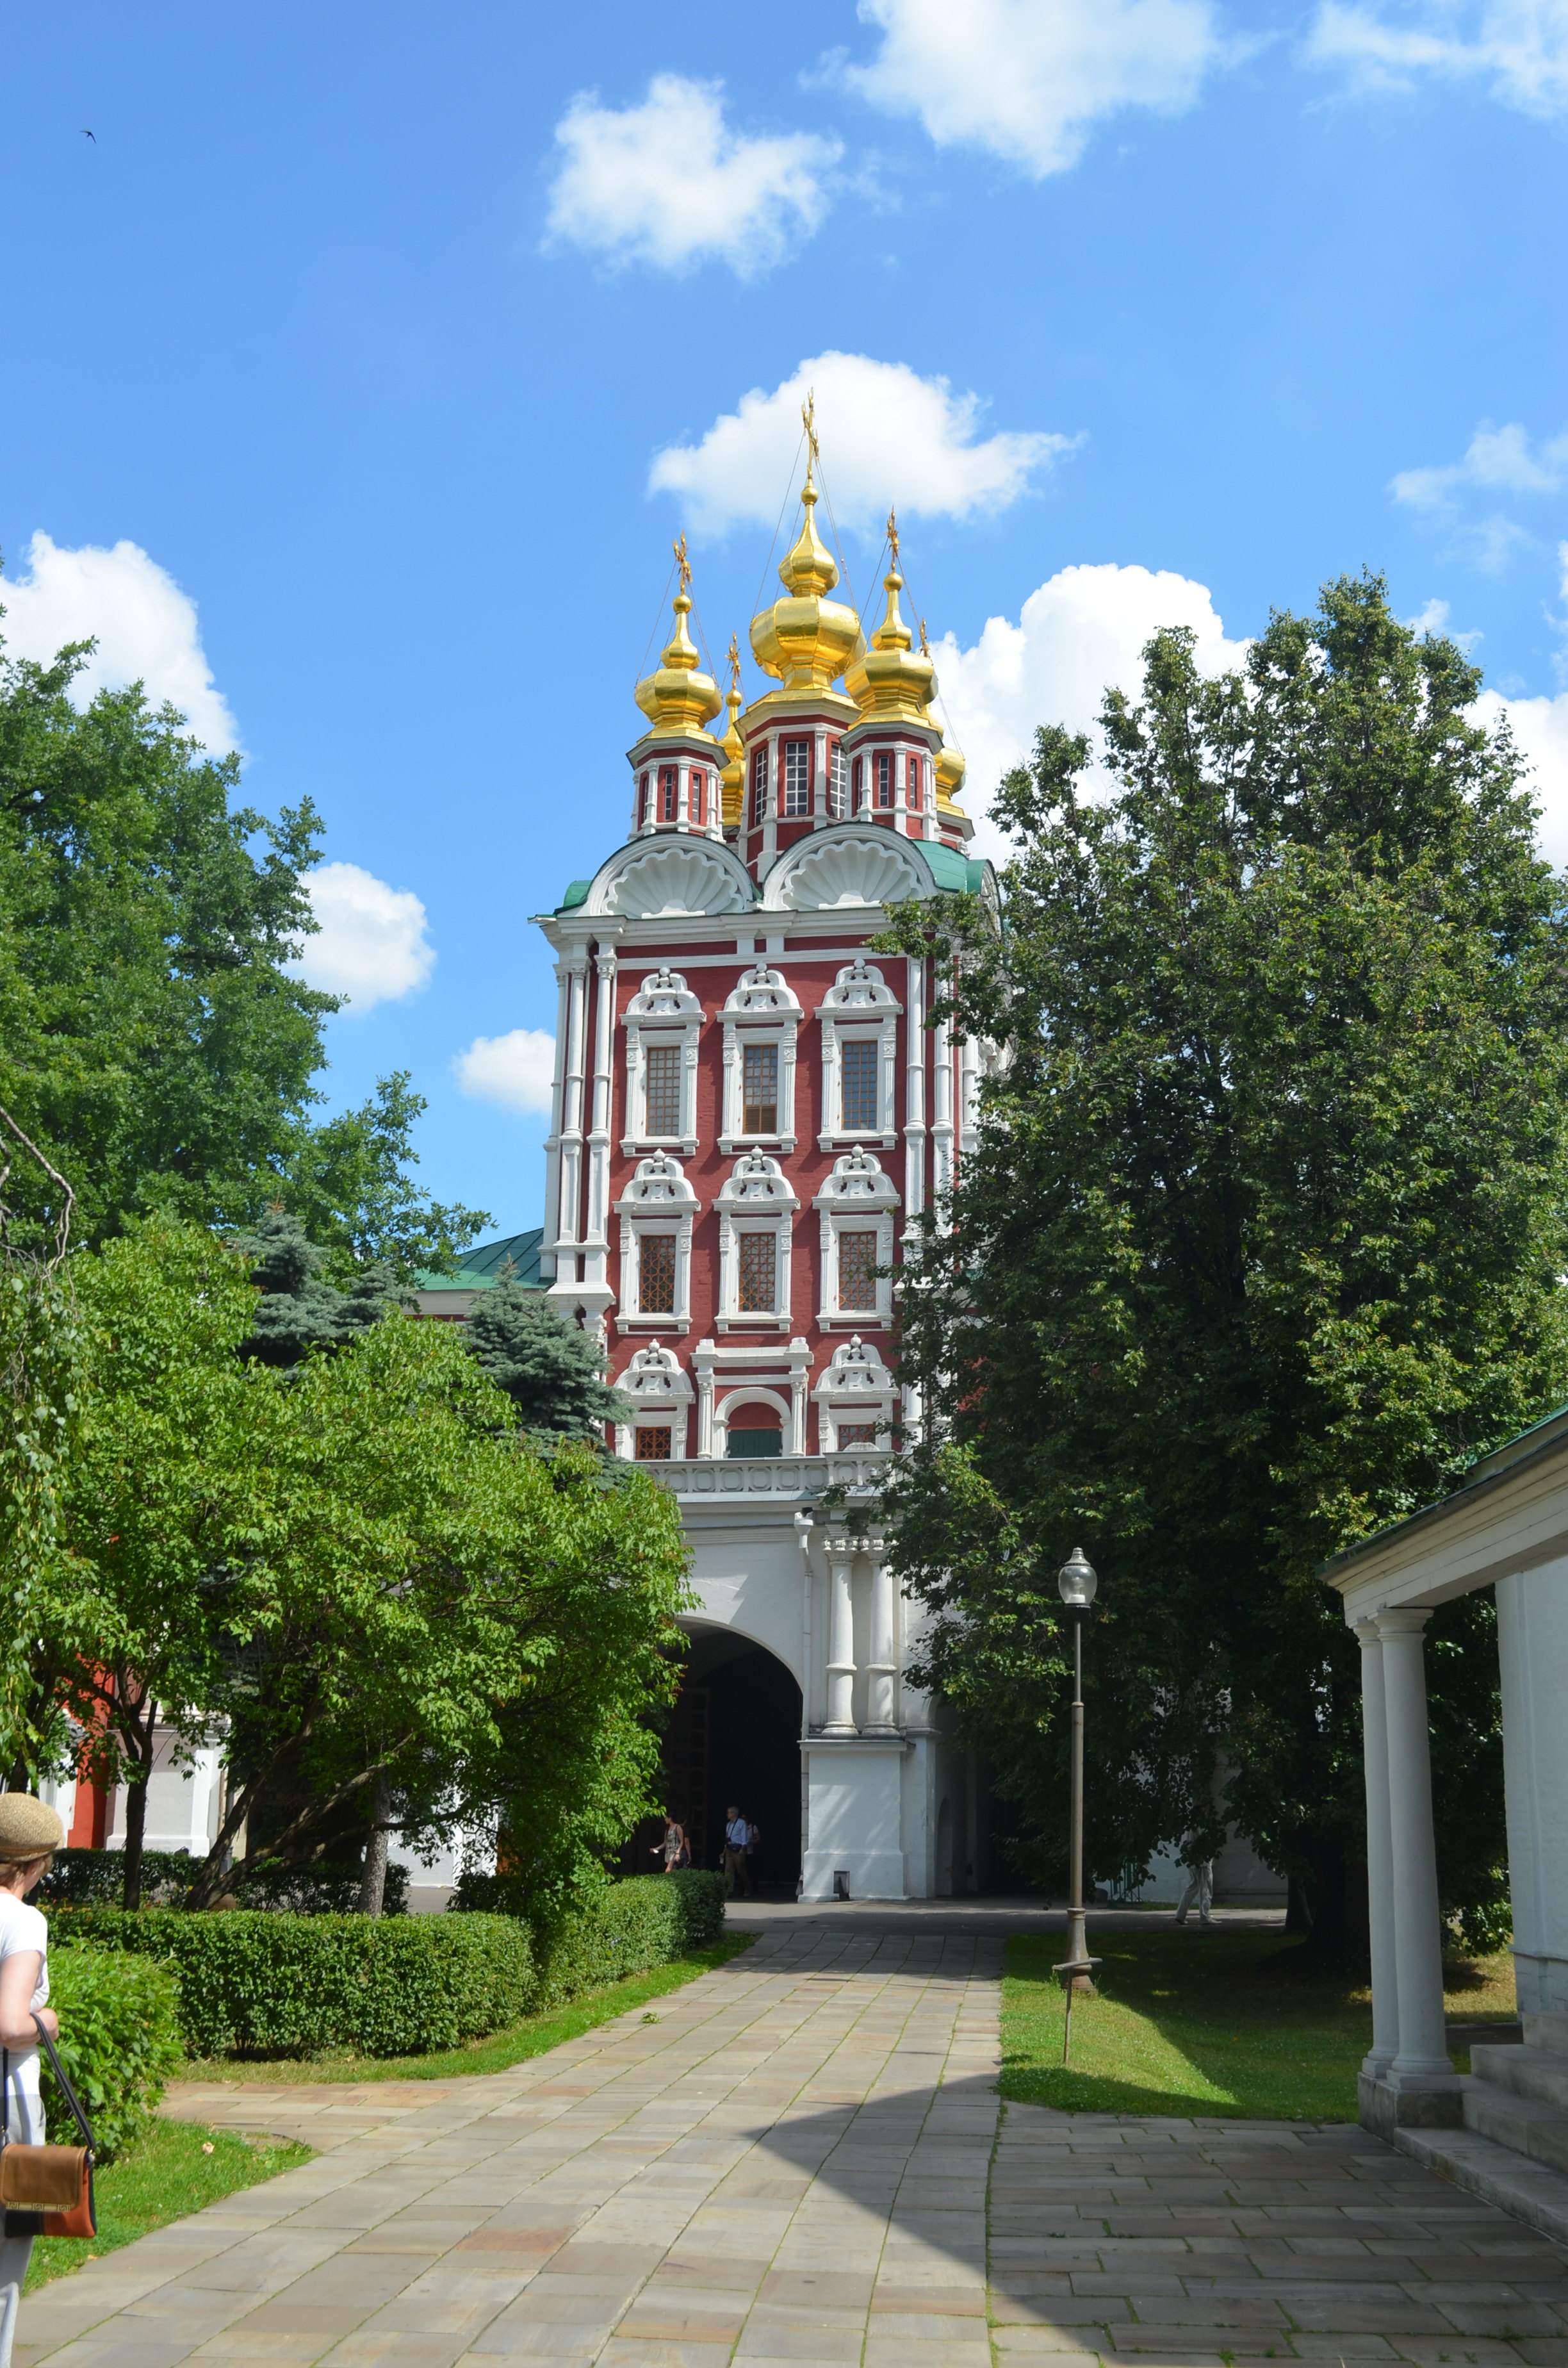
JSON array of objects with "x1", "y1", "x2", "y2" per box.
[{"x1": 17, "y1": 1916, "x2": 1568, "y2": 2367}]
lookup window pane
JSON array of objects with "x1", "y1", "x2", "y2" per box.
[
  {"x1": 635, "y1": 1426, "x2": 673, "y2": 1460},
  {"x1": 639, "y1": 1234, "x2": 676, "y2": 1314},
  {"x1": 837, "y1": 1422, "x2": 878, "y2": 1447},
  {"x1": 737, "y1": 1231, "x2": 776, "y2": 1312},
  {"x1": 644, "y1": 1044, "x2": 681, "y2": 1136},
  {"x1": 783, "y1": 738, "x2": 810, "y2": 816},
  {"x1": 742, "y1": 1042, "x2": 778, "y2": 1133},
  {"x1": 660, "y1": 768, "x2": 678, "y2": 821},
  {"x1": 750, "y1": 746, "x2": 769, "y2": 828},
  {"x1": 828, "y1": 741, "x2": 847, "y2": 819},
  {"x1": 876, "y1": 752, "x2": 893, "y2": 807},
  {"x1": 840, "y1": 1039, "x2": 878, "y2": 1133},
  {"x1": 727, "y1": 1426, "x2": 781, "y2": 1458},
  {"x1": 838, "y1": 1230, "x2": 879, "y2": 1310}
]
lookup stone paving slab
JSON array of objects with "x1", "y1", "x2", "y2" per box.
[{"x1": 20, "y1": 1911, "x2": 1568, "y2": 2365}]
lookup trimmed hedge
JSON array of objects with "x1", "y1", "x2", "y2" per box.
[
  {"x1": 52, "y1": 1909, "x2": 532, "y2": 2059},
  {"x1": 45, "y1": 1947, "x2": 184, "y2": 2161},
  {"x1": 451, "y1": 1870, "x2": 727, "y2": 2011},
  {"x1": 36, "y1": 1850, "x2": 409, "y2": 1917}
]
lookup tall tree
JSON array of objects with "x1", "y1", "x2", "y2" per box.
[
  {"x1": 464, "y1": 1272, "x2": 629, "y2": 1440},
  {"x1": 881, "y1": 575, "x2": 1568, "y2": 1951}
]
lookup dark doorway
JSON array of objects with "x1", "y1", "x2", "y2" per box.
[{"x1": 619, "y1": 1627, "x2": 802, "y2": 1893}]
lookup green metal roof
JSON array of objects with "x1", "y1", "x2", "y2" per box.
[
  {"x1": 557, "y1": 880, "x2": 591, "y2": 912},
  {"x1": 414, "y1": 1229, "x2": 544, "y2": 1294},
  {"x1": 915, "y1": 840, "x2": 990, "y2": 896}
]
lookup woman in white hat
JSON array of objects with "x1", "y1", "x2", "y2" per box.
[{"x1": 0, "y1": 1794, "x2": 65, "y2": 2368}]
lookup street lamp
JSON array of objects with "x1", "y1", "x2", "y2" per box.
[{"x1": 1055, "y1": 1546, "x2": 1100, "y2": 2062}]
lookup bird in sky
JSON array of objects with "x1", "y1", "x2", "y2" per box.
[{"x1": 80, "y1": 128, "x2": 95, "y2": 142}]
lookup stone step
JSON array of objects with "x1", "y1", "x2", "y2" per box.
[
  {"x1": 1462, "y1": 2073, "x2": 1568, "y2": 2176},
  {"x1": 1525, "y1": 2012, "x2": 1568, "y2": 2059},
  {"x1": 1473, "y1": 2044, "x2": 1568, "y2": 2112},
  {"x1": 1397, "y1": 2118, "x2": 1568, "y2": 2246}
]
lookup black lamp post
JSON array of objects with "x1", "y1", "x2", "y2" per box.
[{"x1": 1054, "y1": 1545, "x2": 1100, "y2": 2061}]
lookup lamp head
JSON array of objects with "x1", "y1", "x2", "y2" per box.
[{"x1": 1057, "y1": 1547, "x2": 1098, "y2": 1611}]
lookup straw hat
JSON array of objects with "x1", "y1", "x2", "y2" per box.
[{"x1": 0, "y1": 1795, "x2": 64, "y2": 1862}]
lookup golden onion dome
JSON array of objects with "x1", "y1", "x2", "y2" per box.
[
  {"x1": 749, "y1": 463, "x2": 862, "y2": 692},
  {"x1": 935, "y1": 737, "x2": 967, "y2": 815},
  {"x1": 719, "y1": 635, "x2": 745, "y2": 827},
  {"x1": 844, "y1": 545, "x2": 936, "y2": 727},
  {"x1": 634, "y1": 547, "x2": 723, "y2": 743}
]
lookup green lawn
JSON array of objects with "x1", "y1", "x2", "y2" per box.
[
  {"x1": 177, "y1": 1934, "x2": 756, "y2": 2085},
  {"x1": 1002, "y1": 1926, "x2": 1516, "y2": 2121},
  {"x1": 25, "y1": 2118, "x2": 311, "y2": 2294}
]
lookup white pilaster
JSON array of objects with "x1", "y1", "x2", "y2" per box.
[
  {"x1": 865, "y1": 1531, "x2": 897, "y2": 1734},
  {"x1": 541, "y1": 960, "x2": 572, "y2": 1281},
  {"x1": 1354, "y1": 1617, "x2": 1400, "y2": 2082},
  {"x1": 582, "y1": 948, "x2": 617, "y2": 1293},
  {"x1": 1378, "y1": 1608, "x2": 1459, "y2": 2094},
  {"x1": 824, "y1": 1531, "x2": 858, "y2": 1735},
  {"x1": 931, "y1": 1010, "x2": 954, "y2": 1222},
  {"x1": 904, "y1": 956, "x2": 926, "y2": 1226},
  {"x1": 553, "y1": 951, "x2": 589, "y2": 1286}
]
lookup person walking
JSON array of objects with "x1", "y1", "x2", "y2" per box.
[
  {"x1": 651, "y1": 1816, "x2": 685, "y2": 1873},
  {"x1": 0, "y1": 1794, "x2": 65, "y2": 2368},
  {"x1": 1175, "y1": 1854, "x2": 1214, "y2": 1927},
  {"x1": 723, "y1": 1805, "x2": 751, "y2": 1898}
]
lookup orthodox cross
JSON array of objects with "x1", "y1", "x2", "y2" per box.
[
  {"x1": 672, "y1": 532, "x2": 691, "y2": 594},
  {"x1": 919, "y1": 616, "x2": 931, "y2": 656},
  {"x1": 886, "y1": 507, "x2": 901, "y2": 568},
  {"x1": 727, "y1": 631, "x2": 742, "y2": 693},
  {"x1": 801, "y1": 388, "x2": 819, "y2": 472}
]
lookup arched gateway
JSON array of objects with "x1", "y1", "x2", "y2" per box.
[{"x1": 535, "y1": 452, "x2": 999, "y2": 1898}]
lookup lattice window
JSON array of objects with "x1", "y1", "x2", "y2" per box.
[
  {"x1": 639, "y1": 1235, "x2": 676, "y2": 1315},
  {"x1": 659, "y1": 766, "x2": 678, "y2": 821},
  {"x1": 635, "y1": 1426, "x2": 673, "y2": 1461},
  {"x1": 840, "y1": 1040, "x2": 879, "y2": 1134},
  {"x1": 750, "y1": 746, "x2": 769, "y2": 828},
  {"x1": 906, "y1": 753, "x2": 920, "y2": 805},
  {"x1": 838, "y1": 1231, "x2": 879, "y2": 1311},
  {"x1": 644, "y1": 1044, "x2": 681, "y2": 1137},
  {"x1": 737, "y1": 1231, "x2": 776, "y2": 1312},
  {"x1": 783, "y1": 738, "x2": 811, "y2": 816},
  {"x1": 875, "y1": 752, "x2": 894, "y2": 808},
  {"x1": 742, "y1": 1044, "x2": 778, "y2": 1134},
  {"x1": 828, "y1": 740, "x2": 847, "y2": 818},
  {"x1": 837, "y1": 1422, "x2": 878, "y2": 1447}
]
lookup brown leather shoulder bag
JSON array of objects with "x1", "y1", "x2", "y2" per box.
[{"x1": 1, "y1": 2012, "x2": 96, "y2": 2239}]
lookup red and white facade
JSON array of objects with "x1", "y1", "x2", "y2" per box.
[{"x1": 535, "y1": 476, "x2": 998, "y2": 1897}]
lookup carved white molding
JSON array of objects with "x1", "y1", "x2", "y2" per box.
[
  {"x1": 715, "y1": 1151, "x2": 798, "y2": 1335},
  {"x1": 621, "y1": 967, "x2": 705, "y2": 1155},
  {"x1": 584, "y1": 836, "x2": 755, "y2": 919},
  {"x1": 760, "y1": 822, "x2": 930, "y2": 913},
  {"x1": 812, "y1": 1334, "x2": 898, "y2": 1452},
  {"x1": 817, "y1": 957, "x2": 901, "y2": 1151},
  {"x1": 613, "y1": 1337, "x2": 695, "y2": 1460},
  {"x1": 719, "y1": 962, "x2": 803, "y2": 1155},
  {"x1": 614, "y1": 1151, "x2": 699, "y2": 1335},
  {"x1": 813, "y1": 1147, "x2": 900, "y2": 1329}
]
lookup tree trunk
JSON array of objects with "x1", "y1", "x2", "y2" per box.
[
  {"x1": 1286, "y1": 1874, "x2": 1315, "y2": 1936},
  {"x1": 357, "y1": 1773, "x2": 392, "y2": 1916},
  {"x1": 122, "y1": 1760, "x2": 149, "y2": 1912}
]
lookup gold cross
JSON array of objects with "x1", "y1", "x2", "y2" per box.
[
  {"x1": 801, "y1": 388, "x2": 819, "y2": 470},
  {"x1": 919, "y1": 616, "x2": 931, "y2": 656},
  {"x1": 673, "y1": 532, "x2": 691, "y2": 595},
  {"x1": 886, "y1": 507, "x2": 900, "y2": 567},
  {"x1": 727, "y1": 632, "x2": 742, "y2": 691}
]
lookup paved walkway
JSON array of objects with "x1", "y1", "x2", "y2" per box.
[{"x1": 17, "y1": 1914, "x2": 1568, "y2": 2367}]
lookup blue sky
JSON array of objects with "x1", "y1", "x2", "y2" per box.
[{"x1": 3, "y1": 0, "x2": 1567, "y2": 1238}]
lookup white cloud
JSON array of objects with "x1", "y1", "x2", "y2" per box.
[
  {"x1": 1308, "y1": 1, "x2": 1568, "y2": 115},
  {"x1": 294, "y1": 863, "x2": 435, "y2": 1012},
  {"x1": 651, "y1": 352, "x2": 1074, "y2": 539},
  {"x1": 1392, "y1": 420, "x2": 1568, "y2": 512},
  {"x1": 839, "y1": 0, "x2": 1224, "y2": 176},
  {"x1": 545, "y1": 74, "x2": 840, "y2": 277},
  {"x1": 0, "y1": 530, "x2": 239, "y2": 751},
  {"x1": 1474, "y1": 688, "x2": 1568, "y2": 866},
  {"x1": 933, "y1": 563, "x2": 1250, "y2": 863},
  {"x1": 453, "y1": 1029, "x2": 557, "y2": 1119}
]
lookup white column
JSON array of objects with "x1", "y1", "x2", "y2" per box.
[
  {"x1": 959, "y1": 1025, "x2": 981, "y2": 1156},
  {"x1": 1378, "y1": 1608, "x2": 1459, "y2": 2093},
  {"x1": 694, "y1": 1345, "x2": 715, "y2": 1458},
  {"x1": 904, "y1": 957, "x2": 927, "y2": 1225},
  {"x1": 930, "y1": 1010, "x2": 954, "y2": 1224},
  {"x1": 553, "y1": 951, "x2": 589, "y2": 1281},
  {"x1": 824, "y1": 1531, "x2": 857, "y2": 1734},
  {"x1": 582, "y1": 948, "x2": 617, "y2": 1291},
  {"x1": 541, "y1": 961, "x2": 571, "y2": 1280},
  {"x1": 1354, "y1": 1618, "x2": 1400, "y2": 2082},
  {"x1": 865, "y1": 1531, "x2": 897, "y2": 1734},
  {"x1": 789, "y1": 1343, "x2": 809, "y2": 1455}
]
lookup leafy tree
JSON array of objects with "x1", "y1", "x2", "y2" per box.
[
  {"x1": 281, "y1": 1071, "x2": 490, "y2": 1281},
  {"x1": 464, "y1": 1272, "x2": 630, "y2": 1440},
  {"x1": 880, "y1": 575, "x2": 1568, "y2": 1954}
]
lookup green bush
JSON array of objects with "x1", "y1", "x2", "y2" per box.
[
  {"x1": 44, "y1": 1948, "x2": 183, "y2": 2162},
  {"x1": 53, "y1": 1909, "x2": 531, "y2": 2059},
  {"x1": 450, "y1": 1871, "x2": 726, "y2": 2011},
  {"x1": 37, "y1": 1850, "x2": 197, "y2": 1909}
]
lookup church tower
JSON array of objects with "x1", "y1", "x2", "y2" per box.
[{"x1": 535, "y1": 418, "x2": 995, "y2": 1899}]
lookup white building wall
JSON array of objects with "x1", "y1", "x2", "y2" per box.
[{"x1": 1497, "y1": 1555, "x2": 1568, "y2": 2010}]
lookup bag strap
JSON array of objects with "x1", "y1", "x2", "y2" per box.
[{"x1": 30, "y1": 2014, "x2": 93, "y2": 2155}]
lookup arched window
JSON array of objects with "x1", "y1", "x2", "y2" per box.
[
  {"x1": 726, "y1": 1401, "x2": 781, "y2": 1459},
  {"x1": 659, "y1": 766, "x2": 678, "y2": 822},
  {"x1": 875, "y1": 752, "x2": 894, "y2": 809}
]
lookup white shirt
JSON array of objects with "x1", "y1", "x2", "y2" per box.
[
  {"x1": 0, "y1": 1888, "x2": 49, "y2": 2124},
  {"x1": 725, "y1": 1817, "x2": 749, "y2": 1850}
]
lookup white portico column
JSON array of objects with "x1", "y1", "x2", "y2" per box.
[
  {"x1": 824, "y1": 1529, "x2": 858, "y2": 1735},
  {"x1": 865, "y1": 1530, "x2": 898, "y2": 1734},
  {"x1": 1353, "y1": 1618, "x2": 1400, "y2": 2082},
  {"x1": 1378, "y1": 1608, "x2": 1459, "y2": 2094}
]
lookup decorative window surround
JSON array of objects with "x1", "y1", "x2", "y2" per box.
[
  {"x1": 693, "y1": 1336, "x2": 812, "y2": 1455},
  {"x1": 817, "y1": 957, "x2": 901, "y2": 1150},
  {"x1": 715, "y1": 1152, "x2": 798, "y2": 1334},
  {"x1": 614, "y1": 1151, "x2": 700, "y2": 1335},
  {"x1": 812, "y1": 1335, "x2": 898, "y2": 1453},
  {"x1": 621, "y1": 967, "x2": 705, "y2": 1155},
  {"x1": 814, "y1": 1148, "x2": 900, "y2": 1328},
  {"x1": 614, "y1": 1338, "x2": 695, "y2": 1460},
  {"x1": 719, "y1": 963, "x2": 803, "y2": 1154}
]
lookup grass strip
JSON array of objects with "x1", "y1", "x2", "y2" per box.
[
  {"x1": 1001, "y1": 1927, "x2": 1514, "y2": 2121},
  {"x1": 176, "y1": 1934, "x2": 756, "y2": 2085},
  {"x1": 25, "y1": 2117, "x2": 312, "y2": 2294}
]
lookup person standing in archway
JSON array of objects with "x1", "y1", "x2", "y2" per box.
[{"x1": 723, "y1": 1805, "x2": 751, "y2": 1898}]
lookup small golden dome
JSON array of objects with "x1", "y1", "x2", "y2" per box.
[
  {"x1": 749, "y1": 460, "x2": 861, "y2": 693},
  {"x1": 935, "y1": 738, "x2": 967, "y2": 814},
  {"x1": 635, "y1": 542, "x2": 723, "y2": 743},
  {"x1": 719, "y1": 634, "x2": 745, "y2": 828},
  {"x1": 845, "y1": 523, "x2": 936, "y2": 726}
]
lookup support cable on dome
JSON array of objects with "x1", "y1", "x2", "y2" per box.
[
  {"x1": 633, "y1": 546, "x2": 682, "y2": 690},
  {"x1": 750, "y1": 425, "x2": 810, "y2": 624}
]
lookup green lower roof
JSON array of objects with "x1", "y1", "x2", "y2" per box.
[{"x1": 414, "y1": 1228, "x2": 544, "y2": 1293}]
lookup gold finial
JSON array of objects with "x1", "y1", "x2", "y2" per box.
[
  {"x1": 919, "y1": 616, "x2": 931, "y2": 657},
  {"x1": 673, "y1": 532, "x2": 692, "y2": 595},
  {"x1": 727, "y1": 631, "x2": 742, "y2": 695},
  {"x1": 802, "y1": 388, "x2": 819, "y2": 477},
  {"x1": 886, "y1": 508, "x2": 900, "y2": 569}
]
